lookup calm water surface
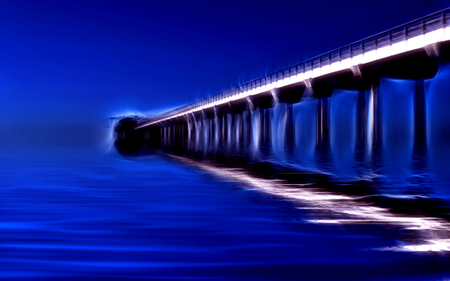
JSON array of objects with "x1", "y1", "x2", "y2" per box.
[{"x1": 1, "y1": 145, "x2": 450, "y2": 280}]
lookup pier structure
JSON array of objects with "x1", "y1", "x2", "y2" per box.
[{"x1": 115, "y1": 9, "x2": 450, "y2": 160}]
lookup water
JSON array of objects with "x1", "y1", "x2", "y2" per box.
[
  {"x1": 4, "y1": 65, "x2": 450, "y2": 280},
  {"x1": 2, "y1": 145, "x2": 450, "y2": 281}
]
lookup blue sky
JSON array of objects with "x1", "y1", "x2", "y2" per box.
[{"x1": 0, "y1": 0, "x2": 448, "y2": 142}]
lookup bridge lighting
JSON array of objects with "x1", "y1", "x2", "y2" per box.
[{"x1": 136, "y1": 10, "x2": 450, "y2": 129}]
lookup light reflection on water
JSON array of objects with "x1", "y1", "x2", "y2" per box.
[
  {"x1": 108, "y1": 65, "x2": 450, "y2": 280},
  {"x1": 5, "y1": 64, "x2": 450, "y2": 279},
  {"x1": 170, "y1": 155, "x2": 450, "y2": 253},
  {"x1": 2, "y1": 147, "x2": 450, "y2": 280}
]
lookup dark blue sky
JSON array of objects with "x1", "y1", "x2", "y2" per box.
[{"x1": 0, "y1": 0, "x2": 448, "y2": 144}]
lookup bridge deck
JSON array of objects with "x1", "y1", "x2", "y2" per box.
[{"x1": 135, "y1": 8, "x2": 450, "y2": 129}]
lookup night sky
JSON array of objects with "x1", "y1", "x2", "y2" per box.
[{"x1": 0, "y1": 0, "x2": 448, "y2": 147}]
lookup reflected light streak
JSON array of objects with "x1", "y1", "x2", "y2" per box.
[
  {"x1": 170, "y1": 155, "x2": 450, "y2": 252},
  {"x1": 379, "y1": 239, "x2": 450, "y2": 252}
]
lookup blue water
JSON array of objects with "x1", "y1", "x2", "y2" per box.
[
  {"x1": 1, "y1": 144, "x2": 450, "y2": 281},
  {"x1": 4, "y1": 65, "x2": 450, "y2": 280}
]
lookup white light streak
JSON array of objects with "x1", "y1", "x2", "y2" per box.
[
  {"x1": 391, "y1": 40, "x2": 407, "y2": 56},
  {"x1": 134, "y1": 25, "x2": 450, "y2": 129},
  {"x1": 169, "y1": 155, "x2": 450, "y2": 253},
  {"x1": 379, "y1": 239, "x2": 450, "y2": 252}
]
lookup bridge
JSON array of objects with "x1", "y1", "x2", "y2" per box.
[
  {"x1": 114, "y1": 8, "x2": 450, "y2": 167},
  {"x1": 111, "y1": 8, "x2": 450, "y2": 255}
]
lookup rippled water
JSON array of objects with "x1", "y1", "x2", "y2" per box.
[
  {"x1": 95, "y1": 63, "x2": 450, "y2": 280},
  {"x1": 1, "y1": 144, "x2": 450, "y2": 281},
  {"x1": 4, "y1": 65, "x2": 450, "y2": 280}
]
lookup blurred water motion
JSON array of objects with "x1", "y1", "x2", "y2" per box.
[
  {"x1": 5, "y1": 68, "x2": 450, "y2": 280},
  {"x1": 170, "y1": 155, "x2": 450, "y2": 253},
  {"x1": 2, "y1": 146, "x2": 450, "y2": 281}
]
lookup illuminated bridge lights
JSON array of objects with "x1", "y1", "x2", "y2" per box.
[{"x1": 136, "y1": 9, "x2": 450, "y2": 130}]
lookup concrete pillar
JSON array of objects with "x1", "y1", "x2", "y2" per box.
[
  {"x1": 412, "y1": 79, "x2": 427, "y2": 172},
  {"x1": 222, "y1": 114, "x2": 226, "y2": 141},
  {"x1": 286, "y1": 104, "x2": 294, "y2": 156},
  {"x1": 356, "y1": 91, "x2": 367, "y2": 143},
  {"x1": 264, "y1": 108, "x2": 271, "y2": 144},
  {"x1": 373, "y1": 83, "x2": 382, "y2": 146},
  {"x1": 414, "y1": 79, "x2": 426, "y2": 147},
  {"x1": 355, "y1": 90, "x2": 368, "y2": 164},
  {"x1": 317, "y1": 97, "x2": 329, "y2": 143}
]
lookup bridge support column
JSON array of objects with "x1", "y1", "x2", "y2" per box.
[
  {"x1": 263, "y1": 108, "x2": 271, "y2": 144},
  {"x1": 250, "y1": 107, "x2": 261, "y2": 156},
  {"x1": 317, "y1": 97, "x2": 329, "y2": 143},
  {"x1": 414, "y1": 79, "x2": 426, "y2": 147},
  {"x1": 213, "y1": 106, "x2": 220, "y2": 147},
  {"x1": 243, "y1": 109, "x2": 250, "y2": 145},
  {"x1": 357, "y1": 91, "x2": 367, "y2": 144},
  {"x1": 412, "y1": 79, "x2": 427, "y2": 173},
  {"x1": 355, "y1": 90, "x2": 368, "y2": 164},
  {"x1": 373, "y1": 83, "x2": 382, "y2": 147},
  {"x1": 285, "y1": 104, "x2": 295, "y2": 157},
  {"x1": 234, "y1": 112, "x2": 241, "y2": 150},
  {"x1": 222, "y1": 114, "x2": 226, "y2": 142},
  {"x1": 226, "y1": 110, "x2": 233, "y2": 148},
  {"x1": 187, "y1": 114, "x2": 193, "y2": 144}
]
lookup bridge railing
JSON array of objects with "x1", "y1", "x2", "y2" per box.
[{"x1": 146, "y1": 8, "x2": 450, "y2": 126}]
